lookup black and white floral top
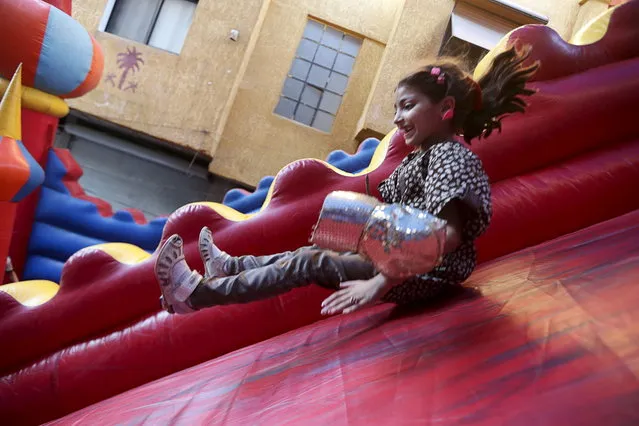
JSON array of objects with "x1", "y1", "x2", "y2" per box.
[{"x1": 378, "y1": 141, "x2": 492, "y2": 304}]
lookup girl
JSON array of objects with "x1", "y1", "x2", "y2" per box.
[{"x1": 155, "y1": 46, "x2": 538, "y2": 316}]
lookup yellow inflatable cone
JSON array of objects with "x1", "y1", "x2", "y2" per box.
[
  {"x1": 0, "y1": 64, "x2": 45, "y2": 202},
  {"x1": 0, "y1": 64, "x2": 22, "y2": 141}
]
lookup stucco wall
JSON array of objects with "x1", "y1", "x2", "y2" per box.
[
  {"x1": 68, "y1": 0, "x2": 599, "y2": 187},
  {"x1": 209, "y1": 0, "x2": 402, "y2": 184},
  {"x1": 69, "y1": 0, "x2": 266, "y2": 154}
]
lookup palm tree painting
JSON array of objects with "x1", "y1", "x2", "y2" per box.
[
  {"x1": 104, "y1": 72, "x2": 117, "y2": 87},
  {"x1": 116, "y1": 47, "x2": 145, "y2": 90},
  {"x1": 124, "y1": 82, "x2": 139, "y2": 93}
]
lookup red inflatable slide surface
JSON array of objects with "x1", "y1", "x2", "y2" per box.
[
  {"x1": 1, "y1": 2, "x2": 639, "y2": 424},
  {"x1": 50, "y1": 209, "x2": 639, "y2": 425}
]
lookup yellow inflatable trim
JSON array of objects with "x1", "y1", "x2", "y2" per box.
[
  {"x1": 0, "y1": 280, "x2": 59, "y2": 307},
  {"x1": 189, "y1": 128, "x2": 398, "y2": 222},
  {"x1": 570, "y1": 6, "x2": 616, "y2": 46},
  {"x1": 86, "y1": 242, "x2": 152, "y2": 264},
  {"x1": 0, "y1": 65, "x2": 23, "y2": 140},
  {"x1": 0, "y1": 78, "x2": 69, "y2": 118},
  {"x1": 0, "y1": 246, "x2": 152, "y2": 306}
]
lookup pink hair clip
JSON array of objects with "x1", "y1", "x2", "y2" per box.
[{"x1": 430, "y1": 67, "x2": 445, "y2": 85}]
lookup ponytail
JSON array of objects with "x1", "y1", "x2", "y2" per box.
[{"x1": 462, "y1": 46, "x2": 539, "y2": 142}]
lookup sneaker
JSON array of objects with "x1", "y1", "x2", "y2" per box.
[
  {"x1": 199, "y1": 227, "x2": 230, "y2": 278},
  {"x1": 155, "y1": 234, "x2": 203, "y2": 314}
]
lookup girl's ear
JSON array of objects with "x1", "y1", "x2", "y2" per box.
[{"x1": 440, "y1": 96, "x2": 456, "y2": 117}]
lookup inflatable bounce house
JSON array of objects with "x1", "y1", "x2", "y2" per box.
[
  {"x1": 1, "y1": 0, "x2": 639, "y2": 424},
  {"x1": 0, "y1": 0, "x2": 162, "y2": 285}
]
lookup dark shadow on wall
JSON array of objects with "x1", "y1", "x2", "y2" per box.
[{"x1": 54, "y1": 111, "x2": 251, "y2": 219}]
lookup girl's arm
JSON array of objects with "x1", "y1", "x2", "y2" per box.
[
  {"x1": 439, "y1": 199, "x2": 466, "y2": 255},
  {"x1": 321, "y1": 200, "x2": 469, "y2": 315},
  {"x1": 375, "y1": 199, "x2": 466, "y2": 288}
]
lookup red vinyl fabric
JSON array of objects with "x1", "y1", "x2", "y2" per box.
[
  {"x1": 2, "y1": 135, "x2": 639, "y2": 424},
  {"x1": 2, "y1": 4, "x2": 639, "y2": 424},
  {"x1": 512, "y1": 1, "x2": 639, "y2": 82},
  {"x1": 43, "y1": 1, "x2": 72, "y2": 15},
  {"x1": 9, "y1": 109, "x2": 58, "y2": 279},
  {"x1": 0, "y1": 202, "x2": 17, "y2": 284},
  {"x1": 47, "y1": 209, "x2": 639, "y2": 425},
  {"x1": 476, "y1": 137, "x2": 639, "y2": 262},
  {"x1": 470, "y1": 58, "x2": 639, "y2": 183}
]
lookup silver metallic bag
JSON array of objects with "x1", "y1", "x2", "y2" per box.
[
  {"x1": 311, "y1": 191, "x2": 447, "y2": 279},
  {"x1": 310, "y1": 191, "x2": 381, "y2": 253}
]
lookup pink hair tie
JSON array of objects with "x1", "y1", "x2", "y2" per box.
[{"x1": 430, "y1": 67, "x2": 446, "y2": 85}]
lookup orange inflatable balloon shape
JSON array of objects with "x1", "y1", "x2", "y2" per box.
[
  {"x1": 0, "y1": 0, "x2": 103, "y2": 98},
  {"x1": 0, "y1": 65, "x2": 45, "y2": 202}
]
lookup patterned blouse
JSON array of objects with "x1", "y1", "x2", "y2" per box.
[{"x1": 377, "y1": 141, "x2": 492, "y2": 304}]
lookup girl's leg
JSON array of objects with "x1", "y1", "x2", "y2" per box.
[
  {"x1": 225, "y1": 246, "x2": 315, "y2": 274},
  {"x1": 155, "y1": 234, "x2": 376, "y2": 313},
  {"x1": 189, "y1": 247, "x2": 376, "y2": 309},
  {"x1": 199, "y1": 227, "x2": 305, "y2": 276}
]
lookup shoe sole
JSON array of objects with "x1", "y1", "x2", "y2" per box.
[
  {"x1": 199, "y1": 227, "x2": 213, "y2": 277},
  {"x1": 155, "y1": 234, "x2": 183, "y2": 313}
]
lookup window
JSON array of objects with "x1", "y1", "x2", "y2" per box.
[
  {"x1": 274, "y1": 20, "x2": 363, "y2": 133},
  {"x1": 100, "y1": 0, "x2": 198, "y2": 54},
  {"x1": 440, "y1": 1, "x2": 548, "y2": 68}
]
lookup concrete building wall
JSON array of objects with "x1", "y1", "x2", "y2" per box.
[
  {"x1": 210, "y1": 0, "x2": 402, "y2": 184},
  {"x1": 69, "y1": 0, "x2": 267, "y2": 155},
  {"x1": 67, "y1": 0, "x2": 603, "y2": 187}
]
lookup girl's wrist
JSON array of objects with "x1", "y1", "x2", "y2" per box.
[{"x1": 377, "y1": 273, "x2": 403, "y2": 289}]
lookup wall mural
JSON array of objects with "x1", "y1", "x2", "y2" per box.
[{"x1": 104, "y1": 46, "x2": 144, "y2": 93}]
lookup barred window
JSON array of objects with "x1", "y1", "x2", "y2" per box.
[{"x1": 274, "y1": 19, "x2": 362, "y2": 133}]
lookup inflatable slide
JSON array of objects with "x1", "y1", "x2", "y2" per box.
[{"x1": 1, "y1": 1, "x2": 639, "y2": 425}]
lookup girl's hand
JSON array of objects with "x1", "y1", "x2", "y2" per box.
[{"x1": 321, "y1": 274, "x2": 395, "y2": 315}]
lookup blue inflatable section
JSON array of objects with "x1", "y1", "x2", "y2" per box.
[
  {"x1": 23, "y1": 150, "x2": 167, "y2": 282},
  {"x1": 222, "y1": 176, "x2": 275, "y2": 215},
  {"x1": 12, "y1": 140, "x2": 46, "y2": 202},
  {"x1": 223, "y1": 137, "x2": 380, "y2": 214}
]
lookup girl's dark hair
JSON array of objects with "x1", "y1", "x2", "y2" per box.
[{"x1": 397, "y1": 45, "x2": 539, "y2": 143}]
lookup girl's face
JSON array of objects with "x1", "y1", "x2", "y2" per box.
[{"x1": 393, "y1": 85, "x2": 448, "y2": 148}]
